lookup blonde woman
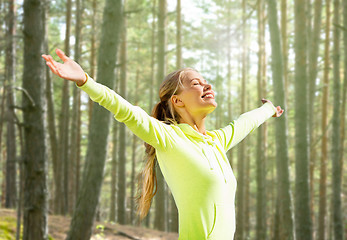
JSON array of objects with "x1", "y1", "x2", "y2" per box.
[{"x1": 42, "y1": 49, "x2": 283, "y2": 240}]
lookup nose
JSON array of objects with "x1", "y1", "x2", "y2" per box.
[{"x1": 204, "y1": 83, "x2": 212, "y2": 91}]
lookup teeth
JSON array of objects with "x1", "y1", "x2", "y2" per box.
[{"x1": 204, "y1": 94, "x2": 213, "y2": 98}]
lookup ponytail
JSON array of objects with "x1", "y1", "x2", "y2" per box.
[{"x1": 136, "y1": 68, "x2": 196, "y2": 220}]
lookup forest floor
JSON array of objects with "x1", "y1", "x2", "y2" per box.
[{"x1": 0, "y1": 208, "x2": 179, "y2": 240}]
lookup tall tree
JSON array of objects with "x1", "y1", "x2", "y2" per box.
[
  {"x1": 54, "y1": 0, "x2": 72, "y2": 214},
  {"x1": 235, "y1": 0, "x2": 247, "y2": 238},
  {"x1": 169, "y1": 0, "x2": 181, "y2": 232},
  {"x1": 308, "y1": 0, "x2": 322, "y2": 228},
  {"x1": 109, "y1": 68, "x2": 120, "y2": 223},
  {"x1": 294, "y1": 0, "x2": 312, "y2": 239},
  {"x1": 66, "y1": 0, "x2": 123, "y2": 239},
  {"x1": 331, "y1": 0, "x2": 343, "y2": 238},
  {"x1": 154, "y1": 0, "x2": 167, "y2": 232},
  {"x1": 4, "y1": 0, "x2": 17, "y2": 209},
  {"x1": 117, "y1": 7, "x2": 128, "y2": 224},
  {"x1": 63, "y1": 0, "x2": 72, "y2": 215},
  {"x1": 256, "y1": 0, "x2": 267, "y2": 239},
  {"x1": 69, "y1": 0, "x2": 83, "y2": 214},
  {"x1": 318, "y1": 1, "x2": 331, "y2": 239},
  {"x1": 44, "y1": 9, "x2": 59, "y2": 217},
  {"x1": 109, "y1": 121, "x2": 118, "y2": 222},
  {"x1": 88, "y1": 0, "x2": 97, "y2": 124},
  {"x1": 267, "y1": 0, "x2": 294, "y2": 239},
  {"x1": 176, "y1": 0, "x2": 182, "y2": 69},
  {"x1": 130, "y1": 66, "x2": 140, "y2": 224},
  {"x1": 281, "y1": 0, "x2": 288, "y2": 104},
  {"x1": 149, "y1": 0, "x2": 157, "y2": 113},
  {"x1": 341, "y1": 0, "x2": 347, "y2": 186},
  {"x1": 226, "y1": 0, "x2": 233, "y2": 169},
  {"x1": 22, "y1": 0, "x2": 48, "y2": 239}
]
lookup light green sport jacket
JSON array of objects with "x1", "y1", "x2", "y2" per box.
[{"x1": 79, "y1": 74, "x2": 276, "y2": 240}]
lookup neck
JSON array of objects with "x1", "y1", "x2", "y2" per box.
[{"x1": 179, "y1": 112, "x2": 208, "y2": 135}]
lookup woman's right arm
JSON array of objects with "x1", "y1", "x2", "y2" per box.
[
  {"x1": 79, "y1": 74, "x2": 173, "y2": 149},
  {"x1": 42, "y1": 49, "x2": 172, "y2": 150}
]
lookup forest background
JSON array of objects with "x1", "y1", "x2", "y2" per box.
[{"x1": 0, "y1": 0, "x2": 346, "y2": 239}]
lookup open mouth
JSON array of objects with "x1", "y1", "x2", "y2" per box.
[{"x1": 201, "y1": 92, "x2": 214, "y2": 98}]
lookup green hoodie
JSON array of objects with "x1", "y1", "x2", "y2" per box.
[{"x1": 79, "y1": 74, "x2": 276, "y2": 240}]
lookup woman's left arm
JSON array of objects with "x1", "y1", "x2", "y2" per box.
[{"x1": 213, "y1": 99, "x2": 283, "y2": 152}]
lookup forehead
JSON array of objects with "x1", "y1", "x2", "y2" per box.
[{"x1": 182, "y1": 70, "x2": 205, "y2": 83}]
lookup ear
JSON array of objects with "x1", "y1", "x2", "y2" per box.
[{"x1": 171, "y1": 95, "x2": 185, "y2": 107}]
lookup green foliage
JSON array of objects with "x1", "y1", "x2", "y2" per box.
[
  {"x1": 95, "y1": 224, "x2": 105, "y2": 239},
  {"x1": 0, "y1": 216, "x2": 18, "y2": 240},
  {"x1": 0, "y1": 216, "x2": 55, "y2": 240}
]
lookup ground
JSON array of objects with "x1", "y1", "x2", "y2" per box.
[{"x1": 0, "y1": 208, "x2": 178, "y2": 240}]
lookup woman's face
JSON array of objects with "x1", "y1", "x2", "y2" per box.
[{"x1": 172, "y1": 70, "x2": 217, "y2": 116}]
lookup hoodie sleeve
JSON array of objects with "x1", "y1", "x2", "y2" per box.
[
  {"x1": 213, "y1": 102, "x2": 276, "y2": 152},
  {"x1": 78, "y1": 74, "x2": 172, "y2": 150}
]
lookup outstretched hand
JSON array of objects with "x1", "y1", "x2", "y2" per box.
[
  {"x1": 42, "y1": 48, "x2": 87, "y2": 86},
  {"x1": 261, "y1": 98, "x2": 284, "y2": 117}
]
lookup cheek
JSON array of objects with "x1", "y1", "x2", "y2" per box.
[{"x1": 184, "y1": 91, "x2": 203, "y2": 104}]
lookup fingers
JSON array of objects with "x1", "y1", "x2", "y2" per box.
[
  {"x1": 42, "y1": 54, "x2": 58, "y2": 67},
  {"x1": 55, "y1": 48, "x2": 70, "y2": 62},
  {"x1": 46, "y1": 61, "x2": 59, "y2": 76},
  {"x1": 42, "y1": 54, "x2": 62, "y2": 77},
  {"x1": 276, "y1": 106, "x2": 284, "y2": 117}
]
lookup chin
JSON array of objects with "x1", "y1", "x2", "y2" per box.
[{"x1": 206, "y1": 103, "x2": 217, "y2": 114}]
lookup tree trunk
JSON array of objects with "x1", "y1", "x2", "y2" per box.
[
  {"x1": 318, "y1": 1, "x2": 330, "y2": 239},
  {"x1": 22, "y1": 0, "x2": 48, "y2": 239},
  {"x1": 176, "y1": 0, "x2": 182, "y2": 69},
  {"x1": 63, "y1": 0, "x2": 72, "y2": 215},
  {"x1": 68, "y1": 0, "x2": 83, "y2": 214},
  {"x1": 294, "y1": 0, "x2": 312, "y2": 239},
  {"x1": 267, "y1": 0, "x2": 294, "y2": 239},
  {"x1": 308, "y1": 0, "x2": 322, "y2": 230},
  {"x1": 5, "y1": 0, "x2": 17, "y2": 209},
  {"x1": 44, "y1": 12, "x2": 59, "y2": 215},
  {"x1": 109, "y1": 120, "x2": 118, "y2": 222},
  {"x1": 340, "y1": 0, "x2": 347, "y2": 197},
  {"x1": 281, "y1": 0, "x2": 288, "y2": 105},
  {"x1": 168, "y1": 0, "x2": 181, "y2": 232},
  {"x1": 154, "y1": 0, "x2": 167, "y2": 232},
  {"x1": 15, "y1": 124, "x2": 24, "y2": 240},
  {"x1": 88, "y1": 0, "x2": 97, "y2": 125},
  {"x1": 130, "y1": 67, "x2": 140, "y2": 225},
  {"x1": 149, "y1": 0, "x2": 157, "y2": 113},
  {"x1": 0, "y1": 1, "x2": 6, "y2": 208},
  {"x1": 226, "y1": 0, "x2": 233, "y2": 169},
  {"x1": 256, "y1": 0, "x2": 267, "y2": 239},
  {"x1": 145, "y1": 0, "x2": 157, "y2": 227},
  {"x1": 66, "y1": 0, "x2": 123, "y2": 239},
  {"x1": 235, "y1": 1, "x2": 247, "y2": 239},
  {"x1": 0, "y1": 75, "x2": 6, "y2": 207},
  {"x1": 117, "y1": 10, "x2": 128, "y2": 224},
  {"x1": 331, "y1": 0, "x2": 343, "y2": 238}
]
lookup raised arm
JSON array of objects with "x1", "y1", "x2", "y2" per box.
[
  {"x1": 213, "y1": 100, "x2": 283, "y2": 152},
  {"x1": 42, "y1": 49, "x2": 172, "y2": 150}
]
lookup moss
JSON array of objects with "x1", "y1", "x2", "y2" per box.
[
  {"x1": 0, "y1": 216, "x2": 18, "y2": 240},
  {"x1": 0, "y1": 216, "x2": 55, "y2": 240}
]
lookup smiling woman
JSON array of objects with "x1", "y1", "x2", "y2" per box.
[{"x1": 42, "y1": 49, "x2": 283, "y2": 240}]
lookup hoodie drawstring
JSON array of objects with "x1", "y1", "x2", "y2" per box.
[{"x1": 202, "y1": 139, "x2": 227, "y2": 183}]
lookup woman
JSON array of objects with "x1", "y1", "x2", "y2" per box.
[{"x1": 42, "y1": 48, "x2": 283, "y2": 240}]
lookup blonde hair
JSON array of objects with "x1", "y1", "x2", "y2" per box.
[{"x1": 136, "y1": 67, "x2": 197, "y2": 220}]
